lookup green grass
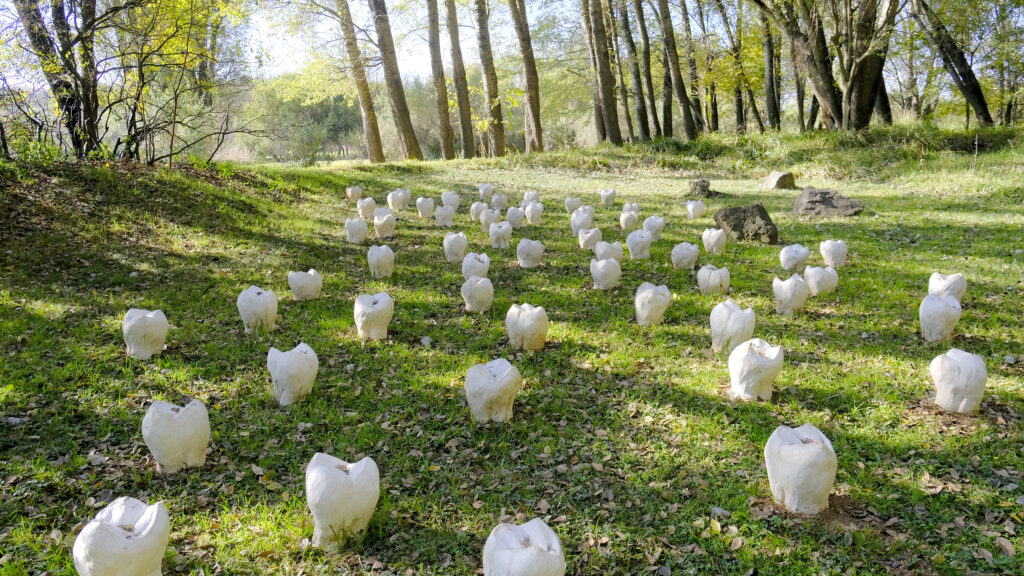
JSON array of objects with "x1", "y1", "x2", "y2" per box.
[{"x1": 1, "y1": 129, "x2": 1023, "y2": 575}]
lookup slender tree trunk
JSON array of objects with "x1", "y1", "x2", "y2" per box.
[
  {"x1": 580, "y1": 0, "x2": 606, "y2": 141},
  {"x1": 662, "y1": 47, "x2": 673, "y2": 137},
  {"x1": 369, "y1": 0, "x2": 423, "y2": 159},
  {"x1": 633, "y1": 0, "x2": 661, "y2": 137},
  {"x1": 445, "y1": 0, "x2": 475, "y2": 158},
  {"x1": 618, "y1": 0, "x2": 649, "y2": 140},
  {"x1": 678, "y1": 0, "x2": 704, "y2": 131},
  {"x1": 762, "y1": 12, "x2": 780, "y2": 129},
  {"x1": 508, "y1": 0, "x2": 543, "y2": 151},
  {"x1": 473, "y1": 0, "x2": 505, "y2": 155},
  {"x1": 588, "y1": 0, "x2": 622, "y2": 143},
  {"x1": 655, "y1": 0, "x2": 698, "y2": 139},
  {"x1": 791, "y1": 35, "x2": 806, "y2": 132},
  {"x1": 808, "y1": 96, "x2": 820, "y2": 129},
  {"x1": 713, "y1": 0, "x2": 745, "y2": 133},
  {"x1": 708, "y1": 81, "x2": 719, "y2": 131},
  {"x1": 875, "y1": 75, "x2": 893, "y2": 125},
  {"x1": 427, "y1": 0, "x2": 455, "y2": 159},
  {"x1": 0, "y1": 121, "x2": 9, "y2": 159},
  {"x1": 607, "y1": 3, "x2": 634, "y2": 141},
  {"x1": 747, "y1": 88, "x2": 765, "y2": 133}
]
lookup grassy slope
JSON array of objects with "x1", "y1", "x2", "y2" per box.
[{"x1": 1, "y1": 129, "x2": 1023, "y2": 575}]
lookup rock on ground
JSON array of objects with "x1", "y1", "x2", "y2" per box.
[
  {"x1": 764, "y1": 171, "x2": 797, "y2": 189},
  {"x1": 714, "y1": 204, "x2": 779, "y2": 244},
  {"x1": 792, "y1": 187, "x2": 864, "y2": 217},
  {"x1": 689, "y1": 179, "x2": 723, "y2": 198}
]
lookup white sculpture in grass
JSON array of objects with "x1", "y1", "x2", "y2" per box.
[
  {"x1": 780, "y1": 244, "x2": 810, "y2": 271},
  {"x1": 595, "y1": 241, "x2": 624, "y2": 262},
  {"x1": 386, "y1": 188, "x2": 407, "y2": 211},
  {"x1": 635, "y1": 282, "x2": 671, "y2": 326},
  {"x1": 773, "y1": 274, "x2": 810, "y2": 315},
  {"x1": 122, "y1": 309, "x2": 169, "y2": 361},
  {"x1": 928, "y1": 272, "x2": 967, "y2": 301},
  {"x1": 141, "y1": 399, "x2": 210, "y2": 473},
  {"x1": 578, "y1": 227, "x2": 602, "y2": 250},
  {"x1": 462, "y1": 253, "x2": 490, "y2": 280},
  {"x1": 517, "y1": 239, "x2": 544, "y2": 268},
  {"x1": 642, "y1": 215, "x2": 666, "y2": 240},
  {"x1": 434, "y1": 205, "x2": 455, "y2": 227},
  {"x1": 626, "y1": 229, "x2": 653, "y2": 260},
  {"x1": 490, "y1": 221, "x2": 513, "y2": 249},
  {"x1": 524, "y1": 201, "x2": 544, "y2": 225},
  {"x1": 702, "y1": 228, "x2": 727, "y2": 255},
  {"x1": 482, "y1": 518, "x2": 566, "y2": 576},
  {"x1": 373, "y1": 210, "x2": 396, "y2": 239},
  {"x1": 345, "y1": 218, "x2": 368, "y2": 243},
  {"x1": 416, "y1": 197, "x2": 435, "y2": 219},
  {"x1": 268, "y1": 343, "x2": 318, "y2": 406},
  {"x1": 357, "y1": 197, "x2": 376, "y2": 220},
  {"x1": 479, "y1": 183, "x2": 495, "y2": 201},
  {"x1": 919, "y1": 294, "x2": 961, "y2": 342},
  {"x1": 590, "y1": 258, "x2": 621, "y2": 290},
  {"x1": 305, "y1": 453, "x2": 380, "y2": 549},
  {"x1": 470, "y1": 201, "x2": 488, "y2": 221},
  {"x1": 72, "y1": 497, "x2": 170, "y2": 576},
  {"x1": 819, "y1": 240, "x2": 848, "y2": 268},
  {"x1": 346, "y1": 186, "x2": 362, "y2": 203},
  {"x1": 506, "y1": 304, "x2": 548, "y2": 351},
  {"x1": 441, "y1": 190, "x2": 461, "y2": 210},
  {"x1": 480, "y1": 209, "x2": 501, "y2": 234},
  {"x1": 710, "y1": 300, "x2": 755, "y2": 354},
  {"x1": 491, "y1": 193, "x2": 509, "y2": 211},
  {"x1": 354, "y1": 292, "x2": 394, "y2": 341},
  {"x1": 367, "y1": 245, "x2": 394, "y2": 279},
  {"x1": 804, "y1": 266, "x2": 838, "y2": 296},
  {"x1": 237, "y1": 286, "x2": 277, "y2": 333},
  {"x1": 564, "y1": 196, "x2": 582, "y2": 214},
  {"x1": 697, "y1": 265, "x2": 730, "y2": 295},
  {"x1": 521, "y1": 190, "x2": 540, "y2": 206},
  {"x1": 619, "y1": 210, "x2": 639, "y2": 230},
  {"x1": 289, "y1": 269, "x2": 323, "y2": 301},
  {"x1": 728, "y1": 338, "x2": 782, "y2": 401},
  {"x1": 600, "y1": 189, "x2": 616, "y2": 206},
  {"x1": 622, "y1": 202, "x2": 640, "y2": 216},
  {"x1": 570, "y1": 206, "x2": 594, "y2": 235},
  {"x1": 686, "y1": 200, "x2": 706, "y2": 219},
  {"x1": 444, "y1": 232, "x2": 469, "y2": 264},
  {"x1": 931, "y1": 348, "x2": 987, "y2": 413},
  {"x1": 461, "y1": 276, "x2": 494, "y2": 313},
  {"x1": 465, "y1": 359, "x2": 523, "y2": 423},
  {"x1": 506, "y1": 206, "x2": 525, "y2": 228},
  {"x1": 671, "y1": 243, "x2": 699, "y2": 270},
  {"x1": 764, "y1": 424, "x2": 836, "y2": 515}
]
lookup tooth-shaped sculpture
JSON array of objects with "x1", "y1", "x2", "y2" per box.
[
  {"x1": 465, "y1": 359, "x2": 523, "y2": 423},
  {"x1": 373, "y1": 211, "x2": 396, "y2": 239},
  {"x1": 387, "y1": 188, "x2": 410, "y2": 211},
  {"x1": 288, "y1": 269, "x2": 323, "y2": 301},
  {"x1": 524, "y1": 201, "x2": 544, "y2": 225},
  {"x1": 479, "y1": 182, "x2": 494, "y2": 201},
  {"x1": 357, "y1": 197, "x2": 376, "y2": 220},
  {"x1": 346, "y1": 186, "x2": 362, "y2": 203},
  {"x1": 619, "y1": 210, "x2": 639, "y2": 230},
  {"x1": 345, "y1": 215, "x2": 369, "y2": 243},
  {"x1": 590, "y1": 258, "x2": 621, "y2": 290},
  {"x1": 670, "y1": 242, "x2": 699, "y2": 270},
  {"x1": 482, "y1": 518, "x2": 566, "y2": 576},
  {"x1": 710, "y1": 300, "x2": 756, "y2": 354},
  {"x1": 697, "y1": 265, "x2": 730, "y2": 295},
  {"x1": 490, "y1": 221, "x2": 513, "y2": 248},
  {"x1": 367, "y1": 245, "x2": 395, "y2": 279},
  {"x1": 267, "y1": 343, "x2": 318, "y2": 406},
  {"x1": 506, "y1": 304, "x2": 549, "y2": 351},
  {"x1": 237, "y1": 285, "x2": 277, "y2": 333},
  {"x1": 764, "y1": 424, "x2": 836, "y2": 514},
  {"x1": 626, "y1": 229, "x2": 654, "y2": 259},
  {"x1": 570, "y1": 207, "x2": 593, "y2": 235},
  {"x1": 728, "y1": 338, "x2": 782, "y2": 400},
  {"x1": 416, "y1": 197, "x2": 435, "y2": 219},
  {"x1": 480, "y1": 209, "x2": 501, "y2": 234},
  {"x1": 506, "y1": 206, "x2": 525, "y2": 228},
  {"x1": 780, "y1": 244, "x2": 810, "y2": 271},
  {"x1": 491, "y1": 193, "x2": 509, "y2": 211},
  {"x1": 470, "y1": 201, "x2": 488, "y2": 221},
  {"x1": 928, "y1": 272, "x2": 967, "y2": 301},
  {"x1": 441, "y1": 190, "x2": 460, "y2": 209},
  {"x1": 354, "y1": 292, "x2": 394, "y2": 341},
  {"x1": 578, "y1": 227, "x2": 602, "y2": 250},
  {"x1": 804, "y1": 265, "x2": 838, "y2": 296},
  {"x1": 600, "y1": 188, "x2": 616, "y2": 206},
  {"x1": 122, "y1": 309, "x2": 169, "y2": 361},
  {"x1": 919, "y1": 294, "x2": 961, "y2": 342},
  {"x1": 444, "y1": 232, "x2": 469, "y2": 264},
  {"x1": 72, "y1": 497, "x2": 170, "y2": 576},
  {"x1": 564, "y1": 196, "x2": 582, "y2": 214},
  {"x1": 595, "y1": 241, "x2": 624, "y2": 262},
  {"x1": 517, "y1": 239, "x2": 544, "y2": 268},
  {"x1": 642, "y1": 215, "x2": 666, "y2": 239},
  {"x1": 772, "y1": 274, "x2": 810, "y2": 315},
  {"x1": 931, "y1": 348, "x2": 987, "y2": 413},
  {"x1": 635, "y1": 282, "x2": 671, "y2": 326},
  {"x1": 702, "y1": 228, "x2": 727, "y2": 255},
  {"x1": 819, "y1": 239, "x2": 848, "y2": 268},
  {"x1": 141, "y1": 399, "x2": 210, "y2": 473},
  {"x1": 686, "y1": 200, "x2": 706, "y2": 219},
  {"x1": 435, "y1": 205, "x2": 456, "y2": 227},
  {"x1": 462, "y1": 252, "x2": 490, "y2": 280},
  {"x1": 461, "y1": 276, "x2": 494, "y2": 313},
  {"x1": 305, "y1": 453, "x2": 380, "y2": 548},
  {"x1": 522, "y1": 190, "x2": 540, "y2": 205},
  {"x1": 622, "y1": 202, "x2": 640, "y2": 215}
]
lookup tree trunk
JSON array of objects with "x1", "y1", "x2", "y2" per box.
[
  {"x1": 369, "y1": 0, "x2": 423, "y2": 159},
  {"x1": 875, "y1": 75, "x2": 893, "y2": 125},
  {"x1": 633, "y1": 0, "x2": 661, "y2": 137},
  {"x1": 791, "y1": 35, "x2": 806, "y2": 132},
  {"x1": 708, "y1": 81, "x2": 719, "y2": 131},
  {"x1": 662, "y1": 47, "x2": 673, "y2": 137},
  {"x1": 580, "y1": 0, "x2": 607, "y2": 141},
  {"x1": 808, "y1": 96, "x2": 820, "y2": 129},
  {"x1": 607, "y1": 4, "x2": 634, "y2": 142},
  {"x1": 508, "y1": 0, "x2": 544, "y2": 151},
  {"x1": 428, "y1": 0, "x2": 455, "y2": 159},
  {"x1": 747, "y1": 88, "x2": 765, "y2": 133},
  {"x1": 0, "y1": 121, "x2": 9, "y2": 159},
  {"x1": 678, "y1": 0, "x2": 705, "y2": 131},
  {"x1": 588, "y1": 0, "x2": 622, "y2": 144},
  {"x1": 655, "y1": 0, "x2": 698, "y2": 139},
  {"x1": 618, "y1": 0, "x2": 649, "y2": 140},
  {"x1": 474, "y1": 0, "x2": 505, "y2": 156},
  {"x1": 762, "y1": 12, "x2": 780, "y2": 129},
  {"x1": 337, "y1": 0, "x2": 385, "y2": 162},
  {"x1": 445, "y1": 0, "x2": 475, "y2": 158}
]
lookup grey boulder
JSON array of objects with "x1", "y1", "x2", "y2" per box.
[
  {"x1": 792, "y1": 187, "x2": 864, "y2": 217},
  {"x1": 714, "y1": 204, "x2": 779, "y2": 244}
]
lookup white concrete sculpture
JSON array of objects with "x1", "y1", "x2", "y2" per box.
[
  {"x1": 482, "y1": 518, "x2": 566, "y2": 576},
  {"x1": 764, "y1": 424, "x2": 836, "y2": 514},
  {"x1": 237, "y1": 285, "x2": 277, "y2": 333},
  {"x1": 357, "y1": 197, "x2": 376, "y2": 220},
  {"x1": 444, "y1": 232, "x2": 469, "y2": 264},
  {"x1": 626, "y1": 229, "x2": 653, "y2": 260},
  {"x1": 595, "y1": 241, "x2": 624, "y2": 262},
  {"x1": 686, "y1": 200, "x2": 706, "y2": 219},
  {"x1": 435, "y1": 205, "x2": 456, "y2": 227},
  {"x1": 346, "y1": 218, "x2": 368, "y2": 243},
  {"x1": 289, "y1": 269, "x2": 323, "y2": 301},
  {"x1": 619, "y1": 210, "x2": 639, "y2": 230},
  {"x1": 479, "y1": 183, "x2": 495, "y2": 201},
  {"x1": 819, "y1": 239, "x2": 848, "y2": 268},
  {"x1": 780, "y1": 244, "x2": 810, "y2": 271},
  {"x1": 122, "y1": 309, "x2": 169, "y2": 361},
  {"x1": 506, "y1": 206, "x2": 525, "y2": 228},
  {"x1": 373, "y1": 211, "x2": 396, "y2": 239},
  {"x1": 635, "y1": 282, "x2": 671, "y2": 326},
  {"x1": 517, "y1": 239, "x2": 544, "y2": 268},
  {"x1": 772, "y1": 274, "x2": 810, "y2": 315},
  {"x1": 490, "y1": 221, "x2": 513, "y2": 248},
  {"x1": 570, "y1": 206, "x2": 593, "y2": 235},
  {"x1": 710, "y1": 300, "x2": 755, "y2": 354},
  {"x1": 441, "y1": 190, "x2": 461, "y2": 210},
  {"x1": 354, "y1": 292, "x2": 394, "y2": 341},
  {"x1": 461, "y1": 276, "x2": 494, "y2": 313},
  {"x1": 524, "y1": 201, "x2": 544, "y2": 225},
  {"x1": 931, "y1": 348, "x2": 987, "y2": 413},
  {"x1": 702, "y1": 228, "x2": 727, "y2": 255},
  {"x1": 522, "y1": 190, "x2": 540, "y2": 206},
  {"x1": 480, "y1": 209, "x2": 501, "y2": 234},
  {"x1": 643, "y1": 215, "x2": 666, "y2": 239},
  {"x1": 670, "y1": 242, "x2": 699, "y2": 270},
  {"x1": 804, "y1": 265, "x2": 838, "y2": 296},
  {"x1": 929, "y1": 272, "x2": 967, "y2": 302},
  {"x1": 506, "y1": 304, "x2": 549, "y2": 351},
  {"x1": 590, "y1": 258, "x2": 621, "y2": 290},
  {"x1": 416, "y1": 197, "x2": 435, "y2": 219},
  {"x1": 697, "y1": 265, "x2": 730, "y2": 295},
  {"x1": 268, "y1": 343, "x2": 318, "y2": 406},
  {"x1": 465, "y1": 359, "x2": 523, "y2": 423},
  {"x1": 346, "y1": 186, "x2": 362, "y2": 203},
  {"x1": 728, "y1": 338, "x2": 782, "y2": 401},
  {"x1": 470, "y1": 201, "x2": 488, "y2": 221},
  {"x1": 578, "y1": 227, "x2": 602, "y2": 250},
  {"x1": 601, "y1": 189, "x2": 616, "y2": 206},
  {"x1": 305, "y1": 453, "x2": 380, "y2": 548},
  {"x1": 72, "y1": 497, "x2": 170, "y2": 576},
  {"x1": 564, "y1": 196, "x2": 582, "y2": 214},
  {"x1": 141, "y1": 399, "x2": 210, "y2": 473},
  {"x1": 387, "y1": 188, "x2": 411, "y2": 211},
  {"x1": 367, "y1": 245, "x2": 395, "y2": 279},
  {"x1": 491, "y1": 193, "x2": 509, "y2": 211},
  {"x1": 919, "y1": 294, "x2": 961, "y2": 342},
  {"x1": 462, "y1": 252, "x2": 490, "y2": 280},
  {"x1": 622, "y1": 202, "x2": 640, "y2": 215}
]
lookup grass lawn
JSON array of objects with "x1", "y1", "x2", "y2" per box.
[{"x1": 1, "y1": 129, "x2": 1023, "y2": 575}]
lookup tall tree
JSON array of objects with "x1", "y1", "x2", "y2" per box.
[
  {"x1": 713, "y1": 0, "x2": 745, "y2": 132},
  {"x1": 762, "y1": 12, "x2": 780, "y2": 129},
  {"x1": 335, "y1": 0, "x2": 385, "y2": 162},
  {"x1": 445, "y1": 0, "x2": 475, "y2": 158},
  {"x1": 678, "y1": 0, "x2": 705, "y2": 131},
  {"x1": 507, "y1": 0, "x2": 544, "y2": 151},
  {"x1": 427, "y1": 0, "x2": 455, "y2": 159},
  {"x1": 473, "y1": 0, "x2": 505, "y2": 156},
  {"x1": 662, "y1": 46, "x2": 673, "y2": 137},
  {"x1": 632, "y1": 0, "x2": 661, "y2": 137},
  {"x1": 655, "y1": 0, "x2": 698, "y2": 139},
  {"x1": 369, "y1": 0, "x2": 423, "y2": 159},
  {"x1": 580, "y1": 0, "x2": 607, "y2": 141},
  {"x1": 588, "y1": 0, "x2": 623, "y2": 143},
  {"x1": 607, "y1": 3, "x2": 634, "y2": 141},
  {"x1": 618, "y1": 0, "x2": 650, "y2": 140}
]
